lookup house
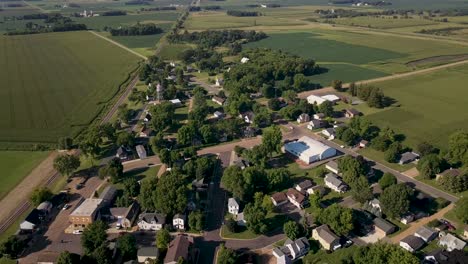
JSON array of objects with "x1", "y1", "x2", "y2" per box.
[
  {"x1": 212, "y1": 96, "x2": 226, "y2": 106},
  {"x1": 373, "y1": 217, "x2": 396, "y2": 236},
  {"x1": 325, "y1": 160, "x2": 339, "y2": 174},
  {"x1": 285, "y1": 237, "x2": 310, "y2": 260},
  {"x1": 439, "y1": 233, "x2": 466, "y2": 252},
  {"x1": 69, "y1": 199, "x2": 103, "y2": 229},
  {"x1": 400, "y1": 213, "x2": 415, "y2": 224},
  {"x1": 173, "y1": 214, "x2": 186, "y2": 230},
  {"x1": 368, "y1": 199, "x2": 382, "y2": 213},
  {"x1": 99, "y1": 185, "x2": 117, "y2": 206},
  {"x1": 313, "y1": 113, "x2": 325, "y2": 120},
  {"x1": 295, "y1": 180, "x2": 315, "y2": 195},
  {"x1": 322, "y1": 94, "x2": 340, "y2": 103},
  {"x1": 240, "y1": 57, "x2": 250, "y2": 63},
  {"x1": 143, "y1": 113, "x2": 152, "y2": 122},
  {"x1": 399, "y1": 152, "x2": 419, "y2": 165},
  {"x1": 37, "y1": 201, "x2": 53, "y2": 215},
  {"x1": 359, "y1": 140, "x2": 369, "y2": 148},
  {"x1": 297, "y1": 113, "x2": 310, "y2": 123},
  {"x1": 307, "y1": 95, "x2": 326, "y2": 105},
  {"x1": 307, "y1": 120, "x2": 326, "y2": 130},
  {"x1": 424, "y1": 249, "x2": 468, "y2": 264},
  {"x1": 286, "y1": 188, "x2": 308, "y2": 209},
  {"x1": 400, "y1": 235, "x2": 425, "y2": 253},
  {"x1": 271, "y1": 192, "x2": 288, "y2": 207},
  {"x1": 135, "y1": 145, "x2": 147, "y2": 159},
  {"x1": 110, "y1": 202, "x2": 140, "y2": 229},
  {"x1": 37, "y1": 251, "x2": 60, "y2": 264},
  {"x1": 272, "y1": 247, "x2": 291, "y2": 264},
  {"x1": 139, "y1": 126, "x2": 153, "y2": 138},
  {"x1": 228, "y1": 198, "x2": 240, "y2": 215},
  {"x1": 169, "y1": 99, "x2": 182, "y2": 107},
  {"x1": 137, "y1": 247, "x2": 159, "y2": 263},
  {"x1": 116, "y1": 146, "x2": 129, "y2": 160},
  {"x1": 415, "y1": 226, "x2": 438, "y2": 242},
  {"x1": 283, "y1": 136, "x2": 337, "y2": 164},
  {"x1": 321, "y1": 128, "x2": 336, "y2": 140},
  {"x1": 436, "y1": 168, "x2": 461, "y2": 181},
  {"x1": 137, "y1": 212, "x2": 166, "y2": 231},
  {"x1": 241, "y1": 111, "x2": 255, "y2": 124},
  {"x1": 20, "y1": 209, "x2": 42, "y2": 231},
  {"x1": 164, "y1": 235, "x2": 193, "y2": 264},
  {"x1": 345, "y1": 108, "x2": 361, "y2": 118},
  {"x1": 213, "y1": 111, "x2": 225, "y2": 119},
  {"x1": 215, "y1": 77, "x2": 224, "y2": 87},
  {"x1": 310, "y1": 185, "x2": 326, "y2": 196},
  {"x1": 325, "y1": 173, "x2": 348, "y2": 193},
  {"x1": 312, "y1": 224, "x2": 341, "y2": 251},
  {"x1": 236, "y1": 212, "x2": 246, "y2": 226},
  {"x1": 243, "y1": 126, "x2": 258, "y2": 138}
]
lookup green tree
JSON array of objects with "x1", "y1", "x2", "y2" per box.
[
  {"x1": 225, "y1": 217, "x2": 238, "y2": 233},
  {"x1": 416, "y1": 141, "x2": 437, "y2": 157},
  {"x1": 317, "y1": 204, "x2": 354, "y2": 236},
  {"x1": 116, "y1": 131, "x2": 135, "y2": 147},
  {"x1": 384, "y1": 142, "x2": 402, "y2": 163},
  {"x1": 348, "y1": 82, "x2": 357, "y2": 96},
  {"x1": 446, "y1": 130, "x2": 468, "y2": 165},
  {"x1": 154, "y1": 172, "x2": 187, "y2": 215},
  {"x1": 149, "y1": 133, "x2": 165, "y2": 154},
  {"x1": 0, "y1": 236, "x2": 25, "y2": 259},
  {"x1": 53, "y1": 154, "x2": 80, "y2": 177},
  {"x1": 319, "y1": 100, "x2": 334, "y2": 117},
  {"x1": 454, "y1": 196, "x2": 468, "y2": 223},
  {"x1": 244, "y1": 194, "x2": 268, "y2": 234},
  {"x1": 371, "y1": 135, "x2": 391, "y2": 151},
  {"x1": 188, "y1": 211, "x2": 204, "y2": 231},
  {"x1": 123, "y1": 177, "x2": 140, "y2": 197},
  {"x1": 81, "y1": 221, "x2": 108, "y2": 256},
  {"x1": 177, "y1": 123, "x2": 197, "y2": 146},
  {"x1": 261, "y1": 84, "x2": 276, "y2": 99},
  {"x1": 338, "y1": 155, "x2": 369, "y2": 186},
  {"x1": 139, "y1": 177, "x2": 157, "y2": 210},
  {"x1": 380, "y1": 184, "x2": 413, "y2": 219},
  {"x1": 350, "y1": 176, "x2": 373, "y2": 204},
  {"x1": 438, "y1": 171, "x2": 468, "y2": 193},
  {"x1": 78, "y1": 127, "x2": 103, "y2": 159},
  {"x1": 199, "y1": 124, "x2": 217, "y2": 144},
  {"x1": 352, "y1": 243, "x2": 419, "y2": 264},
  {"x1": 267, "y1": 168, "x2": 291, "y2": 191},
  {"x1": 339, "y1": 127, "x2": 357, "y2": 146},
  {"x1": 293, "y1": 74, "x2": 310, "y2": 92},
  {"x1": 331, "y1": 80, "x2": 343, "y2": 91},
  {"x1": 417, "y1": 154, "x2": 442, "y2": 180},
  {"x1": 58, "y1": 137, "x2": 73, "y2": 150},
  {"x1": 367, "y1": 87, "x2": 385, "y2": 108},
  {"x1": 283, "y1": 221, "x2": 301, "y2": 240},
  {"x1": 150, "y1": 102, "x2": 175, "y2": 133},
  {"x1": 117, "y1": 234, "x2": 137, "y2": 260},
  {"x1": 117, "y1": 104, "x2": 132, "y2": 124},
  {"x1": 217, "y1": 244, "x2": 237, "y2": 264},
  {"x1": 57, "y1": 251, "x2": 78, "y2": 264},
  {"x1": 156, "y1": 229, "x2": 171, "y2": 249},
  {"x1": 261, "y1": 125, "x2": 282, "y2": 157},
  {"x1": 30, "y1": 187, "x2": 53, "y2": 206},
  {"x1": 100, "y1": 158, "x2": 124, "y2": 183},
  {"x1": 378, "y1": 173, "x2": 397, "y2": 190}
]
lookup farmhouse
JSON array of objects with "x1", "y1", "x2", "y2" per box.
[
  {"x1": 307, "y1": 120, "x2": 326, "y2": 130},
  {"x1": 325, "y1": 160, "x2": 340, "y2": 174},
  {"x1": 137, "y1": 247, "x2": 159, "y2": 263},
  {"x1": 345, "y1": 108, "x2": 361, "y2": 118},
  {"x1": 312, "y1": 224, "x2": 341, "y2": 251},
  {"x1": 373, "y1": 217, "x2": 396, "y2": 236},
  {"x1": 307, "y1": 95, "x2": 326, "y2": 105},
  {"x1": 399, "y1": 152, "x2": 419, "y2": 164},
  {"x1": 415, "y1": 226, "x2": 438, "y2": 242},
  {"x1": 400, "y1": 235, "x2": 425, "y2": 253},
  {"x1": 69, "y1": 198, "x2": 103, "y2": 229},
  {"x1": 271, "y1": 192, "x2": 288, "y2": 207},
  {"x1": 286, "y1": 188, "x2": 308, "y2": 209},
  {"x1": 173, "y1": 214, "x2": 186, "y2": 230},
  {"x1": 283, "y1": 136, "x2": 337, "y2": 164},
  {"x1": 137, "y1": 212, "x2": 166, "y2": 231},
  {"x1": 297, "y1": 113, "x2": 310, "y2": 123},
  {"x1": 439, "y1": 233, "x2": 466, "y2": 252},
  {"x1": 164, "y1": 235, "x2": 193, "y2": 264},
  {"x1": 135, "y1": 145, "x2": 147, "y2": 159},
  {"x1": 325, "y1": 173, "x2": 348, "y2": 193}
]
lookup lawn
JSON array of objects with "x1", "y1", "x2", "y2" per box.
[
  {"x1": 0, "y1": 31, "x2": 141, "y2": 145},
  {"x1": 357, "y1": 148, "x2": 415, "y2": 172},
  {"x1": 0, "y1": 151, "x2": 49, "y2": 199},
  {"x1": 303, "y1": 245, "x2": 356, "y2": 263},
  {"x1": 365, "y1": 64, "x2": 468, "y2": 149}
]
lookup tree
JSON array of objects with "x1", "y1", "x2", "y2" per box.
[
  {"x1": 177, "y1": 124, "x2": 197, "y2": 146},
  {"x1": 317, "y1": 204, "x2": 354, "y2": 236},
  {"x1": 154, "y1": 172, "x2": 187, "y2": 215},
  {"x1": 78, "y1": 127, "x2": 103, "y2": 159},
  {"x1": 338, "y1": 155, "x2": 369, "y2": 186},
  {"x1": 149, "y1": 133, "x2": 165, "y2": 154},
  {"x1": 454, "y1": 196, "x2": 468, "y2": 223},
  {"x1": 100, "y1": 158, "x2": 124, "y2": 183},
  {"x1": 438, "y1": 171, "x2": 468, "y2": 193},
  {"x1": 217, "y1": 244, "x2": 237, "y2": 264},
  {"x1": 262, "y1": 125, "x2": 282, "y2": 157},
  {"x1": 331, "y1": 80, "x2": 342, "y2": 91},
  {"x1": 267, "y1": 168, "x2": 291, "y2": 191},
  {"x1": 417, "y1": 154, "x2": 442, "y2": 180},
  {"x1": 371, "y1": 135, "x2": 391, "y2": 151},
  {"x1": 244, "y1": 194, "x2": 268, "y2": 234},
  {"x1": 57, "y1": 251, "x2": 78, "y2": 264},
  {"x1": 350, "y1": 176, "x2": 373, "y2": 204},
  {"x1": 58, "y1": 137, "x2": 73, "y2": 150},
  {"x1": 53, "y1": 154, "x2": 80, "y2": 177},
  {"x1": 150, "y1": 102, "x2": 175, "y2": 133},
  {"x1": 92, "y1": 245, "x2": 111, "y2": 264},
  {"x1": 81, "y1": 221, "x2": 108, "y2": 256},
  {"x1": 199, "y1": 124, "x2": 217, "y2": 144},
  {"x1": 367, "y1": 87, "x2": 385, "y2": 108},
  {"x1": 348, "y1": 82, "x2": 357, "y2": 96},
  {"x1": 188, "y1": 211, "x2": 204, "y2": 231},
  {"x1": 352, "y1": 243, "x2": 419, "y2": 264},
  {"x1": 268, "y1": 98, "x2": 282, "y2": 111},
  {"x1": 117, "y1": 104, "x2": 132, "y2": 124},
  {"x1": 117, "y1": 234, "x2": 137, "y2": 260},
  {"x1": 416, "y1": 141, "x2": 437, "y2": 157},
  {"x1": 293, "y1": 74, "x2": 310, "y2": 92},
  {"x1": 446, "y1": 130, "x2": 468, "y2": 165},
  {"x1": 116, "y1": 131, "x2": 135, "y2": 147},
  {"x1": 262, "y1": 84, "x2": 276, "y2": 99},
  {"x1": 225, "y1": 218, "x2": 238, "y2": 233},
  {"x1": 139, "y1": 177, "x2": 157, "y2": 210},
  {"x1": 156, "y1": 229, "x2": 170, "y2": 249},
  {"x1": 339, "y1": 127, "x2": 357, "y2": 146},
  {"x1": 123, "y1": 177, "x2": 140, "y2": 197},
  {"x1": 283, "y1": 221, "x2": 301, "y2": 240},
  {"x1": 378, "y1": 173, "x2": 397, "y2": 189},
  {"x1": 30, "y1": 187, "x2": 53, "y2": 206},
  {"x1": 380, "y1": 184, "x2": 413, "y2": 219},
  {"x1": 384, "y1": 142, "x2": 402, "y2": 163},
  {"x1": 0, "y1": 235, "x2": 25, "y2": 258},
  {"x1": 319, "y1": 100, "x2": 334, "y2": 117}
]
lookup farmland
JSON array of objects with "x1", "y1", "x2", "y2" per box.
[
  {"x1": 0, "y1": 31, "x2": 141, "y2": 145},
  {"x1": 365, "y1": 63, "x2": 468, "y2": 149}
]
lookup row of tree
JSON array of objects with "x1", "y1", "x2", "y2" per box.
[
  {"x1": 109, "y1": 23, "x2": 163, "y2": 36},
  {"x1": 167, "y1": 29, "x2": 267, "y2": 48}
]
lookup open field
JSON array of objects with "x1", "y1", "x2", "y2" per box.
[
  {"x1": 365, "y1": 63, "x2": 468, "y2": 149},
  {"x1": 0, "y1": 151, "x2": 49, "y2": 199},
  {"x1": 325, "y1": 16, "x2": 438, "y2": 29},
  {"x1": 73, "y1": 12, "x2": 179, "y2": 31},
  {"x1": 0, "y1": 31, "x2": 141, "y2": 144}
]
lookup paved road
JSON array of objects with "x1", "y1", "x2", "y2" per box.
[{"x1": 122, "y1": 156, "x2": 162, "y2": 173}]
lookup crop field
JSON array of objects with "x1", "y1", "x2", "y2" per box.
[
  {"x1": 25, "y1": 0, "x2": 191, "y2": 12},
  {"x1": 308, "y1": 63, "x2": 387, "y2": 86},
  {"x1": 73, "y1": 12, "x2": 179, "y2": 31},
  {"x1": 0, "y1": 31, "x2": 141, "y2": 144},
  {"x1": 365, "y1": 64, "x2": 468, "y2": 149},
  {"x1": 326, "y1": 16, "x2": 438, "y2": 29},
  {"x1": 0, "y1": 151, "x2": 49, "y2": 199}
]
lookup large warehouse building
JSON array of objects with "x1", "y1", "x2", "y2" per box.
[{"x1": 284, "y1": 136, "x2": 337, "y2": 164}]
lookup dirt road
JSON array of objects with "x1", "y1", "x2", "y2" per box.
[{"x1": 88, "y1": 31, "x2": 148, "y2": 60}]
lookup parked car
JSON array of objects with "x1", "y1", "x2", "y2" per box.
[
  {"x1": 62, "y1": 204, "x2": 70, "y2": 210},
  {"x1": 72, "y1": 230, "x2": 82, "y2": 235}
]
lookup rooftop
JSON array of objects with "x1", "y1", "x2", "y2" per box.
[
  {"x1": 325, "y1": 173, "x2": 344, "y2": 187},
  {"x1": 284, "y1": 136, "x2": 334, "y2": 158},
  {"x1": 70, "y1": 199, "x2": 103, "y2": 217},
  {"x1": 399, "y1": 152, "x2": 419, "y2": 163},
  {"x1": 415, "y1": 226, "x2": 437, "y2": 240},
  {"x1": 287, "y1": 188, "x2": 306, "y2": 204},
  {"x1": 373, "y1": 217, "x2": 395, "y2": 233},
  {"x1": 164, "y1": 235, "x2": 192, "y2": 263},
  {"x1": 401, "y1": 235, "x2": 425, "y2": 250},
  {"x1": 138, "y1": 247, "x2": 159, "y2": 257},
  {"x1": 271, "y1": 192, "x2": 287, "y2": 203},
  {"x1": 315, "y1": 224, "x2": 339, "y2": 244}
]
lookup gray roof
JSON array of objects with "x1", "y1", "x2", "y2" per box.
[
  {"x1": 139, "y1": 212, "x2": 166, "y2": 224},
  {"x1": 137, "y1": 247, "x2": 159, "y2": 257},
  {"x1": 310, "y1": 119, "x2": 324, "y2": 127},
  {"x1": 325, "y1": 173, "x2": 344, "y2": 187},
  {"x1": 399, "y1": 152, "x2": 419, "y2": 163},
  {"x1": 297, "y1": 180, "x2": 314, "y2": 190},
  {"x1": 99, "y1": 185, "x2": 117, "y2": 202},
  {"x1": 401, "y1": 235, "x2": 425, "y2": 250},
  {"x1": 415, "y1": 226, "x2": 437, "y2": 241},
  {"x1": 272, "y1": 247, "x2": 284, "y2": 257},
  {"x1": 315, "y1": 224, "x2": 339, "y2": 244},
  {"x1": 174, "y1": 214, "x2": 186, "y2": 220},
  {"x1": 373, "y1": 217, "x2": 396, "y2": 233},
  {"x1": 326, "y1": 160, "x2": 339, "y2": 171},
  {"x1": 323, "y1": 128, "x2": 336, "y2": 135},
  {"x1": 228, "y1": 198, "x2": 239, "y2": 208}
]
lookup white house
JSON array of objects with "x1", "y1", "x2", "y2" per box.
[
  {"x1": 439, "y1": 233, "x2": 466, "y2": 252},
  {"x1": 321, "y1": 128, "x2": 336, "y2": 140},
  {"x1": 307, "y1": 120, "x2": 326, "y2": 130},
  {"x1": 173, "y1": 214, "x2": 186, "y2": 230},
  {"x1": 307, "y1": 95, "x2": 326, "y2": 105},
  {"x1": 213, "y1": 111, "x2": 225, "y2": 119},
  {"x1": 228, "y1": 198, "x2": 240, "y2": 215},
  {"x1": 295, "y1": 180, "x2": 314, "y2": 195},
  {"x1": 137, "y1": 212, "x2": 166, "y2": 231},
  {"x1": 368, "y1": 198, "x2": 382, "y2": 213},
  {"x1": 324, "y1": 173, "x2": 348, "y2": 193},
  {"x1": 272, "y1": 248, "x2": 290, "y2": 264},
  {"x1": 325, "y1": 160, "x2": 339, "y2": 174},
  {"x1": 241, "y1": 57, "x2": 250, "y2": 63},
  {"x1": 283, "y1": 136, "x2": 337, "y2": 164},
  {"x1": 312, "y1": 225, "x2": 341, "y2": 251},
  {"x1": 241, "y1": 112, "x2": 255, "y2": 124},
  {"x1": 273, "y1": 237, "x2": 310, "y2": 264}
]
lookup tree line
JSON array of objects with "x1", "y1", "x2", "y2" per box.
[
  {"x1": 227, "y1": 10, "x2": 260, "y2": 17},
  {"x1": 108, "y1": 23, "x2": 163, "y2": 36},
  {"x1": 167, "y1": 29, "x2": 267, "y2": 48}
]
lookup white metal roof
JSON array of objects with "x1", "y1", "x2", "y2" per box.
[
  {"x1": 285, "y1": 136, "x2": 333, "y2": 158},
  {"x1": 70, "y1": 199, "x2": 103, "y2": 217},
  {"x1": 307, "y1": 95, "x2": 326, "y2": 105},
  {"x1": 322, "y1": 94, "x2": 340, "y2": 102}
]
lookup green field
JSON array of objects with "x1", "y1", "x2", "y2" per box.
[
  {"x1": 74, "y1": 12, "x2": 179, "y2": 31},
  {"x1": 0, "y1": 151, "x2": 49, "y2": 199},
  {"x1": 365, "y1": 64, "x2": 468, "y2": 148},
  {"x1": 0, "y1": 31, "x2": 141, "y2": 144},
  {"x1": 326, "y1": 16, "x2": 438, "y2": 29}
]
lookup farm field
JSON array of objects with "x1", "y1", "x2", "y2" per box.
[
  {"x1": 365, "y1": 63, "x2": 468, "y2": 149},
  {"x1": 0, "y1": 151, "x2": 49, "y2": 199},
  {"x1": 0, "y1": 31, "x2": 141, "y2": 145},
  {"x1": 73, "y1": 12, "x2": 179, "y2": 31},
  {"x1": 325, "y1": 16, "x2": 438, "y2": 29}
]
